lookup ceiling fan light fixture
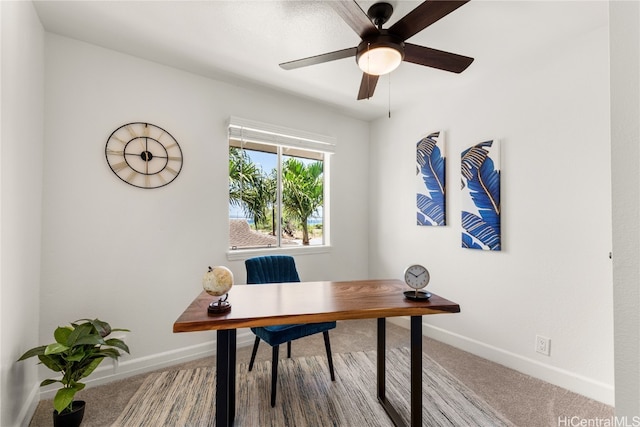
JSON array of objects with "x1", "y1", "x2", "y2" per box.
[
  {"x1": 357, "y1": 47, "x2": 402, "y2": 75},
  {"x1": 356, "y1": 34, "x2": 405, "y2": 76}
]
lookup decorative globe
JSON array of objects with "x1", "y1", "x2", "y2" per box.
[{"x1": 202, "y1": 266, "x2": 234, "y2": 296}]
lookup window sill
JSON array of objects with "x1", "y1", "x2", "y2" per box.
[{"x1": 226, "y1": 245, "x2": 332, "y2": 261}]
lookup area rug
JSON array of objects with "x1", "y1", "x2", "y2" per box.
[{"x1": 113, "y1": 347, "x2": 513, "y2": 426}]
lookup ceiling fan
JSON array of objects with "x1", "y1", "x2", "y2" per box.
[{"x1": 279, "y1": 0, "x2": 474, "y2": 100}]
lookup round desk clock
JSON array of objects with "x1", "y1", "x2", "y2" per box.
[
  {"x1": 403, "y1": 264, "x2": 431, "y2": 301},
  {"x1": 105, "y1": 122, "x2": 183, "y2": 189}
]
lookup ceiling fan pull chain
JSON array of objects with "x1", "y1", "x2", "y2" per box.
[
  {"x1": 388, "y1": 73, "x2": 391, "y2": 118},
  {"x1": 367, "y1": 42, "x2": 371, "y2": 99}
]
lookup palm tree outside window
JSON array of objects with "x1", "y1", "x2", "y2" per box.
[{"x1": 228, "y1": 118, "x2": 333, "y2": 250}]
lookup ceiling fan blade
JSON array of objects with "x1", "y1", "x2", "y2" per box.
[
  {"x1": 280, "y1": 47, "x2": 357, "y2": 70},
  {"x1": 389, "y1": 0, "x2": 469, "y2": 41},
  {"x1": 404, "y1": 43, "x2": 474, "y2": 73},
  {"x1": 357, "y1": 73, "x2": 379, "y2": 100},
  {"x1": 327, "y1": 1, "x2": 379, "y2": 39}
]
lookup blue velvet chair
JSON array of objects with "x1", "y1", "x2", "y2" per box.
[{"x1": 245, "y1": 255, "x2": 336, "y2": 407}]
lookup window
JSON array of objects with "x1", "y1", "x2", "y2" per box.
[{"x1": 228, "y1": 117, "x2": 334, "y2": 252}]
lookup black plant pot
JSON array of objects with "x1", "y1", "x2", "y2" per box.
[{"x1": 53, "y1": 400, "x2": 85, "y2": 427}]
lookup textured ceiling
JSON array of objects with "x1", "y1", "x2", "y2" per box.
[{"x1": 33, "y1": 1, "x2": 608, "y2": 121}]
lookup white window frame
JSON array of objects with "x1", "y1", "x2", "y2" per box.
[{"x1": 226, "y1": 117, "x2": 335, "y2": 261}]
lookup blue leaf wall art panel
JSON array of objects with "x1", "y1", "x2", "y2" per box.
[
  {"x1": 461, "y1": 140, "x2": 501, "y2": 251},
  {"x1": 416, "y1": 131, "x2": 446, "y2": 226}
]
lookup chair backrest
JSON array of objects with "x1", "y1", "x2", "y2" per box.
[{"x1": 245, "y1": 255, "x2": 300, "y2": 284}]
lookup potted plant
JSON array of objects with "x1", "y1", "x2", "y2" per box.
[{"x1": 18, "y1": 318, "x2": 129, "y2": 427}]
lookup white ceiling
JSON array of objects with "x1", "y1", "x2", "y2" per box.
[{"x1": 33, "y1": 1, "x2": 607, "y2": 121}]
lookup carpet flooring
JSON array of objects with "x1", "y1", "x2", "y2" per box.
[
  {"x1": 28, "y1": 319, "x2": 614, "y2": 426},
  {"x1": 112, "y1": 347, "x2": 513, "y2": 426}
]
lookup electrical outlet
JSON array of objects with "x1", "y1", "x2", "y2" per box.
[{"x1": 535, "y1": 335, "x2": 551, "y2": 356}]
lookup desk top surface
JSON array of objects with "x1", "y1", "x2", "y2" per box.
[{"x1": 173, "y1": 279, "x2": 460, "y2": 332}]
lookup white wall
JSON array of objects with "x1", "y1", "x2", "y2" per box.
[
  {"x1": 0, "y1": 1, "x2": 45, "y2": 426},
  {"x1": 38, "y1": 33, "x2": 369, "y2": 392},
  {"x1": 610, "y1": 0, "x2": 640, "y2": 419},
  {"x1": 8, "y1": 1, "x2": 630, "y2": 423},
  {"x1": 369, "y1": 7, "x2": 613, "y2": 404}
]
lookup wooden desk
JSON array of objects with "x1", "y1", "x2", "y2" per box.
[{"x1": 174, "y1": 279, "x2": 460, "y2": 427}]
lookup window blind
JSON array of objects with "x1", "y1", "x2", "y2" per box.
[{"x1": 228, "y1": 116, "x2": 336, "y2": 154}]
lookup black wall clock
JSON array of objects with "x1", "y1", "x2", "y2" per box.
[{"x1": 105, "y1": 122, "x2": 183, "y2": 189}]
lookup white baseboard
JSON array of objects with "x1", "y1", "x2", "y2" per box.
[
  {"x1": 17, "y1": 383, "x2": 40, "y2": 427},
  {"x1": 387, "y1": 317, "x2": 614, "y2": 406},
  {"x1": 38, "y1": 328, "x2": 255, "y2": 400}
]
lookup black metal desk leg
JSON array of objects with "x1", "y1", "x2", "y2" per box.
[
  {"x1": 377, "y1": 318, "x2": 386, "y2": 400},
  {"x1": 216, "y1": 329, "x2": 237, "y2": 427},
  {"x1": 230, "y1": 329, "x2": 236, "y2": 424},
  {"x1": 377, "y1": 318, "x2": 404, "y2": 426},
  {"x1": 377, "y1": 316, "x2": 423, "y2": 427},
  {"x1": 410, "y1": 315, "x2": 423, "y2": 427}
]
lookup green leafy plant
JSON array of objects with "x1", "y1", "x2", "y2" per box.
[
  {"x1": 17, "y1": 318, "x2": 129, "y2": 414},
  {"x1": 282, "y1": 158, "x2": 323, "y2": 245}
]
